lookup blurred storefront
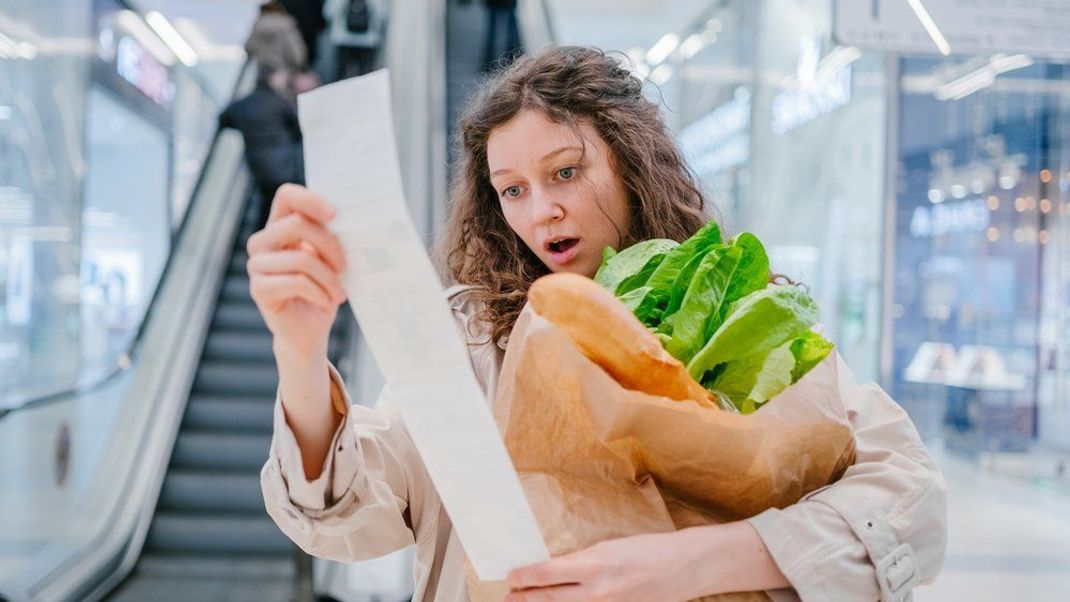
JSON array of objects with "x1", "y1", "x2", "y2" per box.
[
  {"x1": 892, "y1": 55, "x2": 1070, "y2": 465},
  {"x1": 0, "y1": 1, "x2": 248, "y2": 409},
  {"x1": 656, "y1": 0, "x2": 1070, "y2": 479}
]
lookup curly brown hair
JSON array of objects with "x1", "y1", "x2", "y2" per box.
[{"x1": 436, "y1": 46, "x2": 718, "y2": 346}]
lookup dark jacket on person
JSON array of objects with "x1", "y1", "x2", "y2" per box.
[{"x1": 219, "y1": 81, "x2": 304, "y2": 226}]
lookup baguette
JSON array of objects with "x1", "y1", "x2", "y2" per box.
[{"x1": 528, "y1": 273, "x2": 715, "y2": 407}]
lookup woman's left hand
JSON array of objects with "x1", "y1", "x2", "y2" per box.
[{"x1": 504, "y1": 531, "x2": 699, "y2": 602}]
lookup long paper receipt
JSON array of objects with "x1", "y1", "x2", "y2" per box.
[{"x1": 297, "y1": 70, "x2": 549, "y2": 580}]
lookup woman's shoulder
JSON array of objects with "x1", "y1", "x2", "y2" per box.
[
  {"x1": 444, "y1": 284, "x2": 497, "y2": 346},
  {"x1": 445, "y1": 283, "x2": 481, "y2": 314},
  {"x1": 445, "y1": 283, "x2": 511, "y2": 347},
  {"x1": 444, "y1": 285, "x2": 507, "y2": 397}
]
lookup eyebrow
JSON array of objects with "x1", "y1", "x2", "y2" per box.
[{"x1": 490, "y1": 145, "x2": 583, "y2": 178}]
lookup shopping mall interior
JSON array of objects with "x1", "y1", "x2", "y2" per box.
[{"x1": 2, "y1": 0, "x2": 1069, "y2": 600}]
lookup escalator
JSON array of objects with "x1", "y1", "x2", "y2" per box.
[
  {"x1": 106, "y1": 195, "x2": 346, "y2": 602},
  {"x1": 3, "y1": 2, "x2": 484, "y2": 599}
]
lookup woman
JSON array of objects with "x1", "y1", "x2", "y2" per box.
[{"x1": 250, "y1": 46, "x2": 946, "y2": 601}]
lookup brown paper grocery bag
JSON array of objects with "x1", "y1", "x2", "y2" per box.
[{"x1": 467, "y1": 306, "x2": 856, "y2": 601}]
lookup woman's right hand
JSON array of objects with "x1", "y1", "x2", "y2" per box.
[{"x1": 247, "y1": 184, "x2": 348, "y2": 358}]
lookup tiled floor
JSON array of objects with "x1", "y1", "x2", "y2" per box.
[{"x1": 915, "y1": 452, "x2": 1070, "y2": 601}]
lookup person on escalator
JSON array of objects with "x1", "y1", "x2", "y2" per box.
[
  {"x1": 245, "y1": 1, "x2": 309, "y2": 74},
  {"x1": 219, "y1": 66, "x2": 305, "y2": 232},
  {"x1": 481, "y1": 0, "x2": 522, "y2": 71},
  {"x1": 324, "y1": 0, "x2": 388, "y2": 79}
]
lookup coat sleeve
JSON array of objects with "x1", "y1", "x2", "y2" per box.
[
  {"x1": 747, "y1": 354, "x2": 948, "y2": 602},
  {"x1": 260, "y1": 362, "x2": 441, "y2": 562}
]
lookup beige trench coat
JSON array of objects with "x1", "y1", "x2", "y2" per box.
[{"x1": 261, "y1": 286, "x2": 947, "y2": 602}]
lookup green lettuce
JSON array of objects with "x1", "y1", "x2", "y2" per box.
[
  {"x1": 594, "y1": 220, "x2": 834, "y2": 413},
  {"x1": 619, "y1": 286, "x2": 669, "y2": 326},
  {"x1": 663, "y1": 246, "x2": 741, "y2": 363},
  {"x1": 647, "y1": 221, "x2": 723, "y2": 315},
  {"x1": 789, "y1": 331, "x2": 836, "y2": 382},
  {"x1": 720, "y1": 233, "x2": 770, "y2": 316},
  {"x1": 594, "y1": 239, "x2": 677, "y2": 295},
  {"x1": 686, "y1": 286, "x2": 820, "y2": 382}
]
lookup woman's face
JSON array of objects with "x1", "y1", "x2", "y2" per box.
[{"x1": 487, "y1": 109, "x2": 631, "y2": 278}]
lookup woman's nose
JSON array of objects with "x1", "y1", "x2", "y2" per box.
[{"x1": 530, "y1": 189, "x2": 565, "y2": 224}]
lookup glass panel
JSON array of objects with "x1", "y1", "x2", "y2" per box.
[
  {"x1": 890, "y1": 57, "x2": 1065, "y2": 462},
  {"x1": 0, "y1": 1, "x2": 92, "y2": 405},
  {"x1": 0, "y1": 0, "x2": 241, "y2": 409},
  {"x1": 79, "y1": 85, "x2": 172, "y2": 380},
  {"x1": 675, "y1": 0, "x2": 887, "y2": 383}
]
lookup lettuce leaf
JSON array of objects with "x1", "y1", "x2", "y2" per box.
[
  {"x1": 719, "y1": 233, "x2": 770, "y2": 319},
  {"x1": 707, "y1": 331, "x2": 833, "y2": 413},
  {"x1": 747, "y1": 343, "x2": 797, "y2": 407},
  {"x1": 686, "y1": 286, "x2": 820, "y2": 381},
  {"x1": 789, "y1": 330, "x2": 835, "y2": 381},
  {"x1": 619, "y1": 286, "x2": 669, "y2": 326},
  {"x1": 646, "y1": 220, "x2": 723, "y2": 297},
  {"x1": 664, "y1": 245, "x2": 742, "y2": 363},
  {"x1": 595, "y1": 239, "x2": 677, "y2": 295},
  {"x1": 704, "y1": 349, "x2": 767, "y2": 408}
]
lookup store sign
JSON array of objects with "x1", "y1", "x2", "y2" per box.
[
  {"x1": 115, "y1": 35, "x2": 174, "y2": 107},
  {"x1": 909, "y1": 198, "x2": 990, "y2": 238},
  {"x1": 833, "y1": 0, "x2": 1070, "y2": 60},
  {"x1": 771, "y1": 39, "x2": 853, "y2": 135},
  {"x1": 679, "y1": 87, "x2": 750, "y2": 175}
]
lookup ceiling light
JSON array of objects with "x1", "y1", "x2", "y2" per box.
[
  {"x1": 145, "y1": 11, "x2": 198, "y2": 66},
  {"x1": 117, "y1": 10, "x2": 176, "y2": 66},
  {"x1": 649, "y1": 64, "x2": 673, "y2": 85},
  {"x1": 678, "y1": 33, "x2": 705, "y2": 60},
  {"x1": 906, "y1": 0, "x2": 951, "y2": 56},
  {"x1": 646, "y1": 33, "x2": 680, "y2": 66},
  {"x1": 989, "y1": 53, "x2": 1033, "y2": 73},
  {"x1": 934, "y1": 53, "x2": 1035, "y2": 101}
]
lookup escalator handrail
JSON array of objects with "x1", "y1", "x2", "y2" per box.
[{"x1": 0, "y1": 56, "x2": 256, "y2": 419}]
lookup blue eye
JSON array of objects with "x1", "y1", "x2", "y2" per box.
[
  {"x1": 503, "y1": 185, "x2": 522, "y2": 198},
  {"x1": 557, "y1": 167, "x2": 576, "y2": 180}
]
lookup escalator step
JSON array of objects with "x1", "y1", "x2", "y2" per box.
[
  {"x1": 171, "y1": 431, "x2": 272, "y2": 472},
  {"x1": 221, "y1": 275, "x2": 252, "y2": 302},
  {"x1": 132, "y1": 553, "x2": 294, "y2": 580},
  {"x1": 193, "y1": 362, "x2": 278, "y2": 396},
  {"x1": 145, "y1": 514, "x2": 292, "y2": 555},
  {"x1": 158, "y1": 471, "x2": 266, "y2": 513},
  {"x1": 203, "y1": 331, "x2": 275, "y2": 363},
  {"x1": 229, "y1": 254, "x2": 249, "y2": 275},
  {"x1": 184, "y1": 396, "x2": 274, "y2": 433},
  {"x1": 202, "y1": 330, "x2": 344, "y2": 363},
  {"x1": 212, "y1": 302, "x2": 267, "y2": 331},
  {"x1": 107, "y1": 572, "x2": 293, "y2": 602},
  {"x1": 107, "y1": 553, "x2": 294, "y2": 602}
]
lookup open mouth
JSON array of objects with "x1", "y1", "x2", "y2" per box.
[{"x1": 547, "y1": 238, "x2": 579, "y2": 254}]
